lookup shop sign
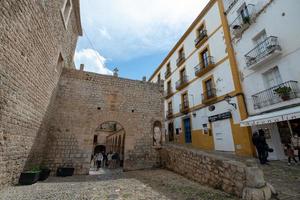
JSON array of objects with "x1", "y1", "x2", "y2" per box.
[{"x1": 208, "y1": 112, "x2": 231, "y2": 122}]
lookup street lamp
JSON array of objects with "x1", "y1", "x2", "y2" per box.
[{"x1": 224, "y1": 94, "x2": 237, "y2": 109}]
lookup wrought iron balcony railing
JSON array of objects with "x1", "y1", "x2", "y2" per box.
[
  {"x1": 252, "y1": 81, "x2": 299, "y2": 110},
  {"x1": 194, "y1": 56, "x2": 215, "y2": 77},
  {"x1": 166, "y1": 109, "x2": 173, "y2": 119},
  {"x1": 245, "y1": 36, "x2": 281, "y2": 68},
  {"x1": 176, "y1": 75, "x2": 189, "y2": 90},
  {"x1": 180, "y1": 101, "x2": 190, "y2": 114},
  {"x1": 230, "y1": 4, "x2": 256, "y2": 37},
  {"x1": 164, "y1": 88, "x2": 173, "y2": 98},
  {"x1": 194, "y1": 30, "x2": 208, "y2": 47},
  {"x1": 165, "y1": 69, "x2": 171, "y2": 79},
  {"x1": 202, "y1": 88, "x2": 217, "y2": 103},
  {"x1": 176, "y1": 53, "x2": 186, "y2": 67}
]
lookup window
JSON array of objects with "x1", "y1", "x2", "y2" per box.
[
  {"x1": 179, "y1": 48, "x2": 185, "y2": 58},
  {"x1": 201, "y1": 48, "x2": 210, "y2": 68},
  {"x1": 182, "y1": 93, "x2": 189, "y2": 108},
  {"x1": 205, "y1": 78, "x2": 214, "y2": 98},
  {"x1": 238, "y1": 4, "x2": 250, "y2": 24},
  {"x1": 61, "y1": 0, "x2": 72, "y2": 28},
  {"x1": 168, "y1": 101, "x2": 172, "y2": 111},
  {"x1": 180, "y1": 68, "x2": 186, "y2": 81},
  {"x1": 197, "y1": 24, "x2": 206, "y2": 38},
  {"x1": 167, "y1": 81, "x2": 172, "y2": 91},
  {"x1": 157, "y1": 73, "x2": 161, "y2": 82},
  {"x1": 167, "y1": 62, "x2": 171, "y2": 72},
  {"x1": 263, "y1": 67, "x2": 282, "y2": 89},
  {"x1": 253, "y1": 30, "x2": 267, "y2": 54}
]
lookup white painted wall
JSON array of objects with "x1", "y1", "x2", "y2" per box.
[{"x1": 226, "y1": 0, "x2": 300, "y2": 115}]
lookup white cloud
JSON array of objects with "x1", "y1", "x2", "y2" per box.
[
  {"x1": 77, "y1": 0, "x2": 210, "y2": 61},
  {"x1": 74, "y1": 49, "x2": 113, "y2": 75}
]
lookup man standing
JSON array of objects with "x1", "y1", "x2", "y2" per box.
[{"x1": 96, "y1": 152, "x2": 103, "y2": 170}]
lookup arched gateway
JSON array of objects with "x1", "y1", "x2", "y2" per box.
[{"x1": 42, "y1": 69, "x2": 164, "y2": 175}]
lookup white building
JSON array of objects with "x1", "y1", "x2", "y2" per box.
[
  {"x1": 149, "y1": 0, "x2": 255, "y2": 156},
  {"x1": 224, "y1": 0, "x2": 300, "y2": 160}
]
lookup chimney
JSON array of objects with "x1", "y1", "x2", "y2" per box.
[{"x1": 80, "y1": 64, "x2": 84, "y2": 71}]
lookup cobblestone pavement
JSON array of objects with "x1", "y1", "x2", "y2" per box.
[
  {"x1": 0, "y1": 169, "x2": 237, "y2": 200},
  {"x1": 261, "y1": 161, "x2": 300, "y2": 200}
]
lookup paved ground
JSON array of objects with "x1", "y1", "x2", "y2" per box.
[
  {"x1": 0, "y1": 169, "x2": 237, "y2": 200},
  {"x1": 261, "y1": 161, "x2": 300, "y2": 200}
]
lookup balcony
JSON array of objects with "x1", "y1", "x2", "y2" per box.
[
  {"x1": 165, "y1": 69, "x2": 171, "y2": 79},
  {"x1": 176, "y1": 53, "x2": 186, "y2": 67},
  {"x1": 194, "y1": 30, "x2": 208, "y2": 48},
  {"x1": 164, "y1": 88, "x2": 173, "y2": 99},
  {"x1": 194, "y1": 56, "x2": 215, "y2": 77},
  {"x1": 230, "y1": 4, "x2": 256, "y2": 38},
  {"x1": 245, "y1": 36, "x2": 281, "y2": 69},
  {"x1": 252, "y1": 81, "x2": 299, "y2": 110},
  {"x1": 176, "y1": 75, "x2": 189, "y2": 90},
  {"x1": 166, "y1": 109, "x2": 173, "y2": 119},
  {"x1": 202, "y1": 88, "x2": 217, "y2": 104},
  {"x1": 180, "y1": 101, "x2": 190, "y2": 114}
]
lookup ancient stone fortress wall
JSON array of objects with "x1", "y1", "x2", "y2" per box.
[
  {"x1": 160, "y1": 144, "x2": 274, "y2": 199},
  {"x1": 0, "y1": 0, "x2": 81, "y2": 187},
  {"x1": 42, "y1": 68, "x2": 164, "y2": 175}
]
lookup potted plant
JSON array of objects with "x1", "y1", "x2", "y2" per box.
[
  {"x1": 242, "y1": 16, "x2": 251, "y2": 24},
  {"x1": 19, "y1": 166, "x2": 41, "y2": 185},
  {"x1": 56, "y1": 165, "x2": 75, "y2": 177},
  {"x1": 274, "y1": 86, "x2": 292, "y2": 101},
  {"x1": 38, "y1": 166, "x2": 51, "y2": 181}
]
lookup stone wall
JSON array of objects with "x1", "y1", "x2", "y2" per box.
[
  {"x1": 0, "y1": 0, "x2": 81, "y2": 186},
  {"x1": 160, "y1": 144, "x2": 273, "y2": 199},
  {"x1": 42, "y1": 68, "x2": 164, "y2": 175}
]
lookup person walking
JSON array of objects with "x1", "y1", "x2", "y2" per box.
[
  {"x1": 96, "y1": 152, "x2": 103, "y2": 170},
  {"x1": 107, "y1": 151, "x2": 112, "y2": 169},
  {"x1": 258, "y1": 129, "x2": 270, "y2": 164},
  {"x1": 285, "y1": 144, "x2": 298, "y2": 166},
  {"x1": 102, "y1": 152, "x2": 108, "y2": 168},
  {"x1": 252, "y1": 131, "x2": 266, "y2": 164}
]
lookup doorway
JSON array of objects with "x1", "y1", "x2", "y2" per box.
[
  {"x1": 183, "y1": 118, "x2": 192, "y2": 143},
  {"x1": 212, "y1": 119, "x2": 235, "y2": 152},
  {"x1": 168, "y1": 122, "x2": 174, "y2": 142}
]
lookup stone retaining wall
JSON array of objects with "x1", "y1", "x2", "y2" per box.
[{"x1": 160, "y1": 144, "x2": 273, "y2": 199}]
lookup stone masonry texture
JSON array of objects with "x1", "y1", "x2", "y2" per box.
[
  {"x1": 0, "y1": 0, "x2": 81, "y2": 187},
  {"x1": 42, "y1": 68, "x2": 164, "y2": 175},
  {"x1": 160, "y1": 144, "x2": 248, "y2": 197}
]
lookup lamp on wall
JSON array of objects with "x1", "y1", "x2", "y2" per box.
[{"x1": 224, "y1": 94, "x2": 237, "y2": 109}]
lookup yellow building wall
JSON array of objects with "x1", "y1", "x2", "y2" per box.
[
  {"x1": 230, "y1": 118, "x2": 255, "y2": 156},
  {"x1": 191, "y1": 130, "x2": 214, "y2": 150}
]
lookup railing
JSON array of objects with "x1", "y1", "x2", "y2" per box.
[
  {"x1": 245, "y1": 36, "x2": 281, "y2": 67},
  {"x1": 166, "y1": 109, "x2": 173, "y2": 118},
  {"x1": 194, "y1": 29, "x2": 208, "y2": 47},
  {"x1": 164, "y1": 88, "x2": 173, "y2": 98},
  {"x1": 176, "y1": 53, "x2": 186, "y2": 67},
  {"x1": 180, "y1": 101, "x2": 190, "y2": 113},
  {"x1": 165, "y1": 69, "x2": 171, "y2": 79},
  {"x1": 230, "y1": 4, "x2": 255, "y2": 34},
  {"x1": 194, "y1": 56, "x2": 215, "y2": 76},
  {"x1": 202, "y1": 88, "x2": 217, "y2": 102},
  {"x1": 176, "y1": 75, "x2": 189, "y2": 90},
  {"x1": 252, "y1": 81, "x2": 299, "y2": 109}
]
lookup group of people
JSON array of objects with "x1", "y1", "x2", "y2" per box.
[
  {"x1": 252, "y1": 129, "x2": 300, "y2": 166},
  {"x1": 92, "y1": 151, "x2": 123, "y2": 170}
]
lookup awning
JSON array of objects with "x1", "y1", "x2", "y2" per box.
[{"x1": 240, "y1": 106, "x2": 300, "y2": 127}]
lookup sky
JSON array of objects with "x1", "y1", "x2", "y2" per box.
[{"x1": 74, "y1": 0, "x2": 210, "y2": 80}]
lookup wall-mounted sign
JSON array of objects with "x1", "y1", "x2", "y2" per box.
[{"x1": 208, "y1": 112, "x2": 231, "y2": 122}]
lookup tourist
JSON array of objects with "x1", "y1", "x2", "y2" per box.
[
  {"x1": 285, "y1": 144, "x2": 298, "y2": 166},
  {"x1": 111, "y1": 152, "x2": 117, "y2": 168},
  {"x1": 292, "y1": 133, "x2": 300, "y2": 162},
  {"x1": 102, "y1": 151, "x2": 108, "y2": 168},
  {"x1": 107, "y1": 151, "x2": 113, "y2": 169},
  {"x1": 252, "y1": 131, "x2": 265, "y2": 164},
  {"x1": 96, "y1": 152, "x2": 103, "y2": 170},
  {"x1": 258, "y1": 129, "x2": 270, "y2": 164}
]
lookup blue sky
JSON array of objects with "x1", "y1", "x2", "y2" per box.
[{"x1": 74, "y1": 0, "x2": 210, "y2": 80}]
